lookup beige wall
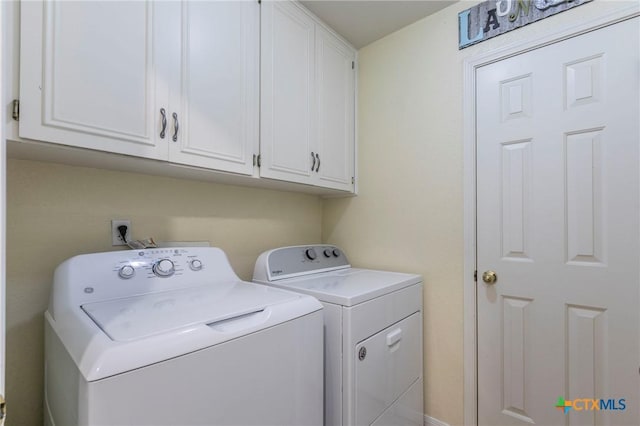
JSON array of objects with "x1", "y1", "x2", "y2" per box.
[
  {"x1": 6, "y1": 159, "x2": 322, "y2": 425},
  {"x1": 5, "y1": 1, "x2": 635, "y2": 425},
  {"x1": 322, "y1": 0, "x2": 633, "y2": 424}
]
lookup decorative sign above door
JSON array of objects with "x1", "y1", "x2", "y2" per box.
[{"x1": 458, "y1": 0, "x2": 593, "y2": 49}]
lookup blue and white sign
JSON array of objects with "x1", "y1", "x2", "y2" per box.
[{"x1": 459, "y1": 0, "x2": 593, "y2": 49}]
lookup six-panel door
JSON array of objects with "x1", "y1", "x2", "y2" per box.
[{"x1": 476, "y1": 17, "x2": 639, "y2": 426}]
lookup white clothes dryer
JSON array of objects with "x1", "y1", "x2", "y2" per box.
[
  {"x1": 253, "y1": 245, "x2": 423, "y2": 426},
  {"x1": 45, "y1": 247, "x2": 323, "y2": 426}
]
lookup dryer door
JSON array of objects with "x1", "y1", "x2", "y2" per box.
[{"x1": 354, "y1": 312, "x2": 422, "y2": 425}]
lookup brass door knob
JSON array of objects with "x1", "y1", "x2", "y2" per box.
[{"x1": 482, "y1": 270, "x2": 497, "y2": 284}]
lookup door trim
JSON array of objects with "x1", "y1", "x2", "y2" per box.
[
  {"x1": 0, "y1": 0, "x2": 6, "y2": 403},
  {"x1": 462, "y1": 4, "x2": 640, "y2": 424}
]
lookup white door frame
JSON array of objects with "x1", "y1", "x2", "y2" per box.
[
  {"x1": 462, "y1": 5, "x2": 640, "y2": 424},
  {"x1": 0, "y1": 0, "x2": 6, "y2": 414}
]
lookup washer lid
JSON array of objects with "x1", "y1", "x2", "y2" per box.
[
  {"x1": 260, "y1": 268, "x2": 422, "y2": 306},
  {"x1": 81, "y1": 281, "x2": 298, "y2": 342}
]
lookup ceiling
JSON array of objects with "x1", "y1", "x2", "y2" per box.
[{"x1": 300, "y1": 1, "x2": 458, "y2": 49}]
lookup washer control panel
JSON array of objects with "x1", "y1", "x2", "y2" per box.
[
  {"x1": 48, "y1": 247, "x2": 245, "y2": 318},
  {"x1": 264, "y1": 245, "x2": 350, "y2": 280},
  {"x1": 152, "y1": 258, "x2": 176, "y2": 277},
  {"x1": 50, "y1": 247, "x2": 242, "y2": 321},
  {"x1": 112, "y1": 248, "x2": 205, "y2": 281}
]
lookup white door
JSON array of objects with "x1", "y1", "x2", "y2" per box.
[
  {"x1": 19, "y1": 0, "x2": 169, "y2": 160},
  {"x1": 477, "y1": 17, "x2": 639, "y2": 426},
  {"x1": 260, "y1": 0, "x2": 316, "y2": 185},
  {"x1": 0, "y1": 2, "x2": 6, "y2": 421},
  {"x1": 315, "y1": 26, "x2": 355, "y2": 192},
  {"x1": 169, "y1": 0, "x2": 259, "y2": 175}
]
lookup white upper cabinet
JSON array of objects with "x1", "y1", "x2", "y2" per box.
[
  {"x1": 19, "y1": 0, "x2": 258, "y2": 175},
  {"x1": 315, "y1": 26, "x2": 356, "y2": 192},
  {"x1": 260, "y1": 1, "x2": 356, "y2": 192},
  {"x1": 260, "y1": 0, "x2": 316, "y2": 185},
  {"x1": 19, "y1": 1, "x2": 168, "y2": 160},
  {"x1": 16, "y1": 0, "x2": 355, "y2": 194},
  {"x1": 169, "y1": 1, "x2": 259, "y2": 175}
]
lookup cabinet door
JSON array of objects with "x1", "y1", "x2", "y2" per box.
[
  {"x1": 315, "y1": 27, "x2": 355, "y2": 192},
  {"x1": 19, "y1": 1, "x2": 169, "y2": 160},
  {"x1": 169, "y1": 1, "x2": 259, "y2": 175},
  {"x1": 260, "y1": 1, "x2": 316, "y2": 185}
]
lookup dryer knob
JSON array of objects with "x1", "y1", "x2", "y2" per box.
[
  {"x1": 153, "y1": 259, "x2": 175, "y2": 277},
  {"x1": 332, "y1": 249, "x2": 341, "y2": 257},
  {"x1": 305, "y1": 248, "x2": 317, "y2": 261},
  {"x1": 323, "y1": 249, "x2": 332, "y2": 258}
]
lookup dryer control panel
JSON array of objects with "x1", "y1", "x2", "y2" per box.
[{"x1": 254, "y1": 245, "x2": 350, "y2": 281}]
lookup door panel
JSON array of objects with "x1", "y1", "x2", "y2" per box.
[
  {"x1": 315, "y1": 26, "x2": 355, "y2": 191},
  {"x1": 500, "y1": 140, "x2": 532, "y2": 260},
  {"x1": 19, "y1": 1, "x2": 167, "y2": 160},
  {"x1": 260, "y1": 1, "x2": 315, "y2": 184},
  {"x1": 170, "y1": 1, "x2": 258, "y2": 175},
  {"x1": 477, "y1": 18, "x2": 639, "y2": 426}
]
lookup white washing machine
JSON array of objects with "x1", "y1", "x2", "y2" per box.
[
  {"x1": 253, "y1": 245, "x2": 423, "y2": 426},
  {"x1": 45, "y1": 247, "x2": 323, "y2": 426}
]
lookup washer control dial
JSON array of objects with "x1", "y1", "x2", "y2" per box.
[
  {"x1": 153, "y1": 259, "x2": 175, "y2": 277},
  {"x1": 323, "y1": 249, "x2": 332, "y2": 258},
  {"x1": 305, "y1": 248, "x2": 317, "y2": 261},
  {"x1": 189, "y1": 259, "x2": 203, "y2": 271},
  {"x1": 332, "y1": 249, "x2": 341, "y2": 258},
  {"x1": 118, "y1": 264, "x2": 135, "y2": 279}
]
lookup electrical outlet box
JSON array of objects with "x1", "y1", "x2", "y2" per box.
[{"x1": 111, "y1": 220, "x2": 131, "y2": 246}]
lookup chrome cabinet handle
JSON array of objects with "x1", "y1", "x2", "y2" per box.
[
  {"x1": 160, "y1": 108, "x2": 167, "y2": 139},
  {"x1": 315, "y1": 153, "x2": 320, "y2": 172},
  {"x1": 311, "y1": 152, "x2": 316, "y2": 171},
  {"x1": 172, "y1": 112, "x2": 179, "y2": 142}
]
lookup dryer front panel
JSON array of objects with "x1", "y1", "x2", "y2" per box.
[{"x1": 354, "y1": 312, "x2": 422, "y2": 425}]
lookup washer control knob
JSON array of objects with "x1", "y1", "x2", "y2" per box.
[
  {"x1": 323, "y1": 249, "x2": 332, "y2": 258},
  {"x1": 332, "y1": 249, "x2": 341, "y2": 257},
  {"x1": 153, "y1": 259, "x2": 175, "y2": 277},
  {"x1": 305, "y1": 248, "x2": 317, "y2": 261},
  {"x1": 118, "y1": 264, "x2": 135, "y2": 279},
  {"x1": 189, "y1": 259, "x2": 203, "y2": 271}
]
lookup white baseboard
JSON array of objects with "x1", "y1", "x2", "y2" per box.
[{"x1": 424, "y1": 414, "x2": 450, "y2": 426}]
